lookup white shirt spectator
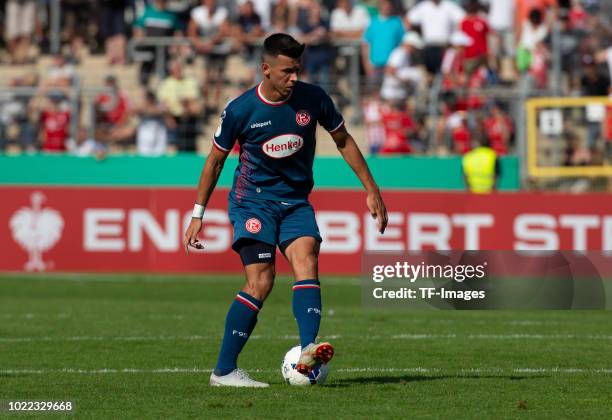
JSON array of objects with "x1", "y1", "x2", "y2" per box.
[
  {"x1": 520, "y1": 21, "x2": 547, "y2": 51},
  {"x1": 191, "y1": 5, "x2": 229, "y2": 37},
  {"x1": 330, "y1": 5, "x2": 370, "y2": 34},
  {"x1": 238, "y1": 0, "x2": 275, "y2": 31},
  {"x1": 407, "y1": 0, "x2": 465, "y2": 45},
  {"x1": 381, "y1": 47, "x2": 423, "y2": 101},
  {"x1": 137, "y1": 119, "x2": 168, "y2": 156},
  {"x1": 483, "y1": 0, "x2": 514, "y2": 32}
]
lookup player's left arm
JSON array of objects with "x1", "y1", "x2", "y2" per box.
[{"x1": 331, "y1": 126, "x2": 388, "y2": 233}]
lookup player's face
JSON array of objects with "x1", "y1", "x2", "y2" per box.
[{"x1": 263, "y1": 54, "x2": 301, "y2": 97}]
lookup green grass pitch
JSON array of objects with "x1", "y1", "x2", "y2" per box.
[{"x1": 1, "y1": 273, "x2": 612, "y2": 419}]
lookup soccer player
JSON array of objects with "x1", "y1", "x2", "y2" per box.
[{"x1": 183, "y1": 33, "x2": 388, "y2": 387}]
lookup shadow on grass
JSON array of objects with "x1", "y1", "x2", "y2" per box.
[{"x1": 328, "y1": 374, "x2": 549, "y2": 386}]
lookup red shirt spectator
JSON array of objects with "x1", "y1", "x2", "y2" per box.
[
  {"x1": 380, "y1": 106, "x2": 414, "y2": 154},
  {"x1": 483, "y1": 117, "x2": 512, "y2": 155},
  {"x1": 461, "y1": 14, "x2": 489, "y2": 59},
  {"x1": 41, "y1": 109, "x2": 71, "y2": 151},
  {"x1": 95, "y1": 91, "x2": 129, "y2": 125}
]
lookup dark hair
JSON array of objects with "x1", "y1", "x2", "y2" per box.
[
  {"x1": 262, "y1": 33, "x2": 305, "y2": 60},
  {"x1": 528, "y1": 8, "x2": 543, "y2": 25}
]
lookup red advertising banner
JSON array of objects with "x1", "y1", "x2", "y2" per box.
[{"x1": 1, "y1": 186, "x2": 611, "y2": 274}]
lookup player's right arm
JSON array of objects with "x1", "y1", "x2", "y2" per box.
[
  {"x1": 183, "y1": 145, "x2": 230, "y2": 254},
  {"x1": 184, "y1": 106, "x2": 239, "y2": 254}
]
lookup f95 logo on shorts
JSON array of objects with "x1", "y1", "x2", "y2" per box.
[{"x1": 245, "y1": 218, "x2": 262, "y2": 233}]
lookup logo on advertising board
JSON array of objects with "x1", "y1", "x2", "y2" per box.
[{"x1": 10, "y1": 191, "x2": 64, "y2": 271}]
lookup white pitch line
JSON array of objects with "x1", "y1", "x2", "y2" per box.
[
  {"x1": 1, "y1": 367, "x2": 612, "y2": 375},
  {"x1": 3, "y1": 333, "x2": 612, "y2": 343}
]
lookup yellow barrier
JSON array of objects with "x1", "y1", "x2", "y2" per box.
[{"x1": 526, "y1": 96, "x2": 612, "y2": 177}]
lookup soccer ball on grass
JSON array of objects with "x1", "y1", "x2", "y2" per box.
[{"x1": 281, "y1": 345, "x2": 329, "y2": 385}]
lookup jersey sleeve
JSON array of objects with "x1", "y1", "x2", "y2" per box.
[
  {"x1": 212, "y1": 107, "x2": 240, "y2": 152},
  {"x1": 318, "y1": 90, "x2": 344, "y2": 134}
]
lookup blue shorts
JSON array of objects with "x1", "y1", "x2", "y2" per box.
[{"x1": 228, "y1": 196, "x2": 322, "y2": 252}]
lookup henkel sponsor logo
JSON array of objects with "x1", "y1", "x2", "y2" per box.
[{"x1": 262, "y1": 134, "x2": 303, "y2": 158}]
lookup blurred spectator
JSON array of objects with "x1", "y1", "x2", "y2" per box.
[
  {"x1": 406, "y1": 0, "x2": 465, "y2": 76},
  {"x1": 100, "y1": 0, "x2": 129, "y2": 65},
  {"x1": 38, "y1": 53, "x2": 76, "y2": 101},
  {"x1": 363, "y1": 92, "x2": 387, "y2": 154},
  {"x1": 188, "y1": 0, "x2": 232, "y2": 113},
  {"x1": 460, "y1": 1, "x2": 489, "y2": 76},
  {"x1": 248, "y1": 0, "x2": 276, "y2": 31},
  {"x1": 516, "y1": 8, "x2": 549, "y2": 87},
  {"x1": 563, "y1": 130, "x2": 591, "y2": 166},
  {"x1": 36, "y1": 94, "x2": 71, "y2": 152},
  {"x1": 330, "y1": 0, "x2": 370, "y2": 39},
  {"x1": 0, "y1": 73, "x2": 38, "y2": 152},
  {"x1": 133, "y1": 0, "x2": 181, "y2": 86},
  {"x1": 233, "y1": 0, "x2": 265, "y2": 87},
  {"x1": 462, "y1": 136, "x2": 499, "y2": 193},
  {"x1": 362, "y1": 0, "x2": 405, "y2": 91},
  {"x1": 380, "y1": 31, "x2": 424, "y2": 103},
  {"x1": 580, "y1": 53, "x2": 611, "y2": 96},
  {"x1": 515, "y1": 0, "x2": 557, "y2": 38},
  {"x1": 295, "y1": 0, "x2": 334, "y2": 91},
  {"x1": 61, "y1": 0, "x2": 96, "y2": 62},
  {"x1": 157, "y1": 59, "x2": 202, "y2": 152},
  {"x1": 449, "y1": 110, "x2": 472, "y2": 154},
  {"x1": 134, "y1": 90, "x2": 169, "y2": 156},
  {"x1": 580, "y1": 53, "x2": 610, "y2": 149},
  {"x1": 380, "y1": 101, "x2": 416, "y2": 154},
  {"x1": 94, "y1": 75, "x2": 135, "y2": 146},
  {"x1": 482, "y1": 0, "x2": 514, "y2": 56},
  {"x1": 4, "y1": 0, "x2": 37, "y2": 64},
  {"x1": 482, "y1": 101, "x2": 513, "y2": 155},
  {"x1": 66, "y1": 126, "x2": 107, "y2": 159},
  {"x1": 441, "y1": 31, "x2": 473, "y2": 90},
  {"x1": 271, "y1": 0, "x2": 293, "y2": 32}
]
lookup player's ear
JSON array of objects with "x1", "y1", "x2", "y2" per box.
[{"x1": 262, "y1": 62, "x2": 271, "y2": 78}]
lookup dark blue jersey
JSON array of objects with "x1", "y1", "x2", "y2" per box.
[{"x1": 213, "y1": 81, "x2": 344, "y2": 202}]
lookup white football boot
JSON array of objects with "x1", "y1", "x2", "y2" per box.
[
  {"x1": 295, "y1": 342, "x2": 334, "y2": 375},
  {"x1": 209, "y1": 368, "x2": 270, "y2": 388}
]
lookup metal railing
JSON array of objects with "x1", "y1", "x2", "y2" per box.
[{"x1": 127, "y1": 36, "x2": 365, "y2": 123}]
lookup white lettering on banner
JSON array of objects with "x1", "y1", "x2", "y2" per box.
[
  {"x1": 408, "y1": 213, "x2": 451, "y2": 250},
  {"x1": 559, "y1": 215, "x2": 600, "y2": 251},
  {"x1": 514, "y1": 214, "x2": 558, "y2": 250},
  {"x1": 604, "y1": 217, "x2": 612, "y2": 251},
  {"x1": 451, "y1": 214, "x2": 494, "y2": 250},
  {"x1": 84, "y1": 209, "x2": 125, "y2": 251},
  {"x1": 129, "y1": 210, "x2": 179, "y2": 252},
  {"x1": 317, "y1": 211, "x2": 360, "y2": 253},
  {"x1": 80, "y1": 208, "x2": 612, "y2": 253},
  {"x1": 365, "y1": 212, "x2": 404, "y2": 251},
  {"x1": 182, "y1": 210, "x2": 230, "y2": 252}
]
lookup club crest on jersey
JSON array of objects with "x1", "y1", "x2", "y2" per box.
[
  {"x1": 245, "y1": 218, "x2": 262, "y2": 233},
  {"x1": 262, "y1": 134, "x2": 304, "y2": 158},
  {"x1": 296, "y1": 110, "x2": 311, "y2": 126}
]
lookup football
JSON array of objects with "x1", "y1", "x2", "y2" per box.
[{"x1": 281, "y1": 345, "x2": 330, "y2": 386}]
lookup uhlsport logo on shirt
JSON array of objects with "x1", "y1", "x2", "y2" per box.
[{"x1": 262, "y1": 134, "x2": 304, "y2": 158}]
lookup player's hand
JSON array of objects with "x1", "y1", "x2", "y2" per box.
[
  {"x1": 367, "y1": 190, "x2": 388, "y2": 234},
  {"x1": 183, "y1": 218, "x2": 204, "y2": 254}
]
